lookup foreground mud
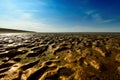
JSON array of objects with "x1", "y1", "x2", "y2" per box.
[{"x1": 0, "y1": 33, "x2": 120, "y2": 80}]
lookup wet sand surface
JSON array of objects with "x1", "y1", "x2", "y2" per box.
[{"x1": 0, "y1": 33, "x2": 120, "y2": 80}]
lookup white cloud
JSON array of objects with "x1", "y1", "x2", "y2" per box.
[
  {"x1": 0, "y1": 10, "x2": 64, "y2": 32},
  {"x1": 0, "y1": 15, "x2": 55, "y2": 32},
  {"x1": 92, "y1": 13, "x2": 114, "y2": 23},
  {"x1": 91, "y1": 13, "x2": 102, "y2": 21},
  {"x1": 85, "y1": 10, "x2": 115, "y2": 24},
  {"x1": 100, "y1": 19, "x2": 115, "y2": 23},
  {"x1": 20, "y1": 12, "x2": 33, "y2": 20},
  {"x1": 37, "y1": 1, "x2": 47, "y2": 6},
  {"x1": 15, "y1": 10, "x2": 40, "y2": 13},
  {"x1": 84, "y1": 9, "x2": 115, "y2": 24},
  {"x1": 85, "y1": 10, "x2": 95, "y2": 15}
]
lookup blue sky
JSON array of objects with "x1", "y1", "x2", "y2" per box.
[{"x1": 0, "y1": 0, "x2": 120, "y2": 32}]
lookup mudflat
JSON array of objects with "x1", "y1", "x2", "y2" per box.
[{"x1": 0, "y1": 33, "x2": 120, "y2": 80}]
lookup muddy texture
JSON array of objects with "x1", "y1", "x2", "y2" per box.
[{"x1": 0, "y1": 33, "x2": 120, "y2": 80}]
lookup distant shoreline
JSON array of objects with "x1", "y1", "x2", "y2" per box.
[
  {"x1": 0, "y1": 28, "x2": 119, "y2": 34},
  {"x1": 0, "y1": 28, "x2": 35, "y2": 33}
]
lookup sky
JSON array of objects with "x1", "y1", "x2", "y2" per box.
[{"x1": 0, "y1": 0, "x2": 120, "y2": 32}]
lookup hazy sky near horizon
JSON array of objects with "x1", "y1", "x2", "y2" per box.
[{"x1": 0, "y1": 0, "x2": 120, "y2": 32}]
